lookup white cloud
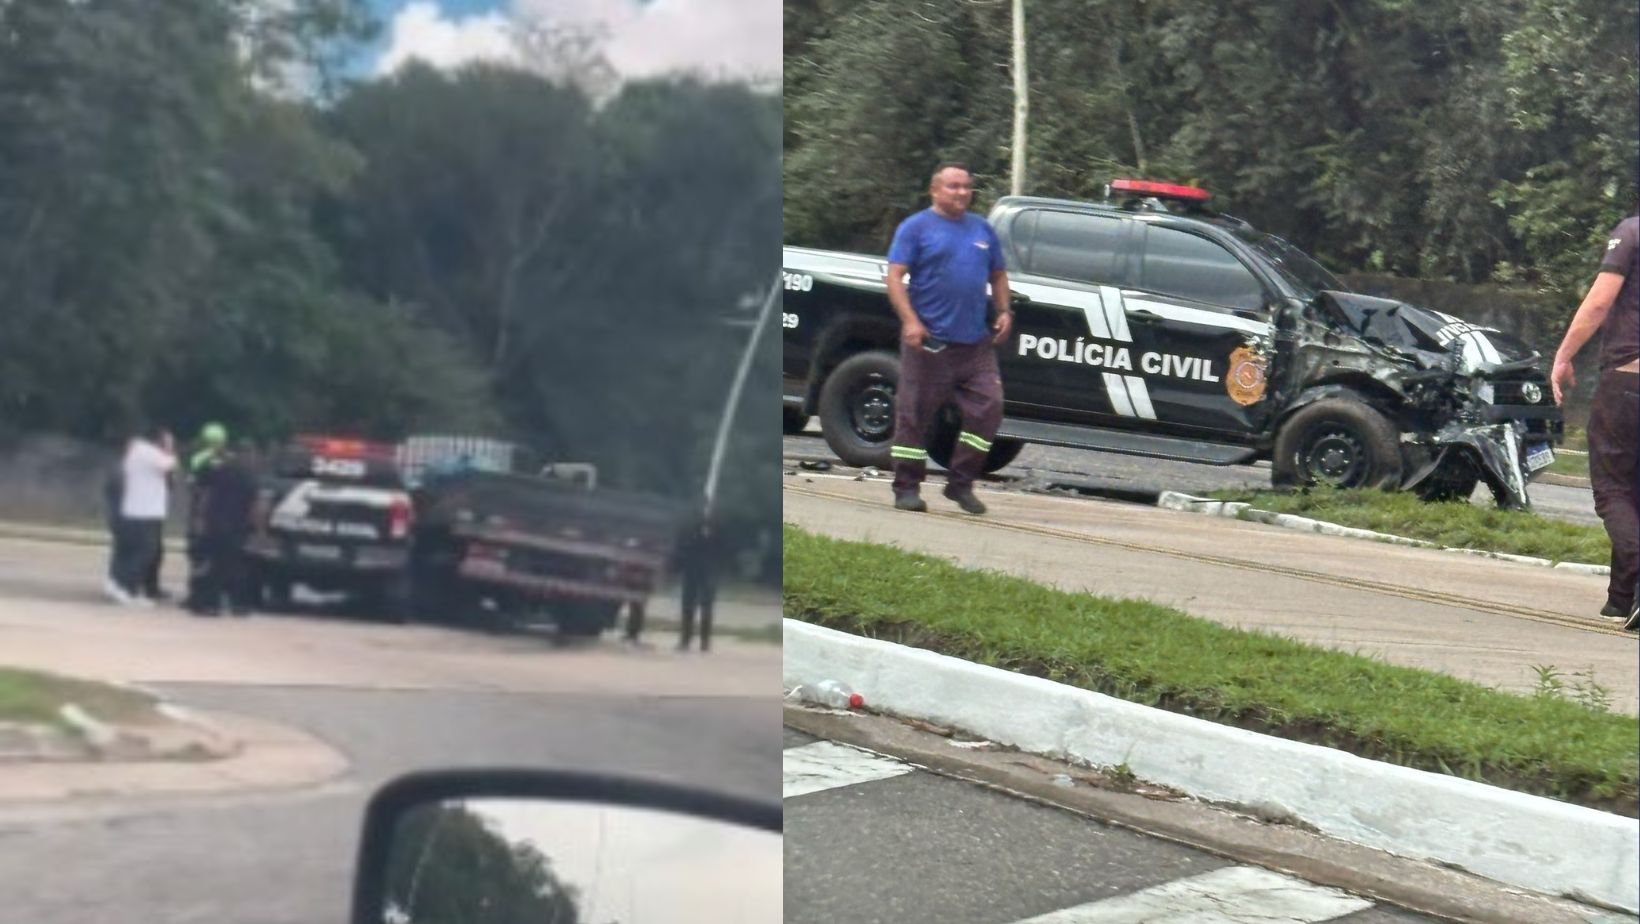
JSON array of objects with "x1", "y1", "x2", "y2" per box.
[
  {"x1": 371, "y1": 0, "x2": 779, "y2": 85},
  {"x1": 514, "y1": 0, "x2": 778, "y2": 82},
  {"x1": 374, "y1": 1, "x2": 521, "y2": 76}
]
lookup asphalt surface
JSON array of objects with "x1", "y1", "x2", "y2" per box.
[
  {"x1": 0, "y1": 689, "x2": 775, "y2": 924},
  {"x1": 0, "y1": 537, "x2": 780, "y2": 924},
  {"x1": 782, "y1": 430, "x2": 1601, "y2": 526},
  {"x1": 783, "y1": 728, "x2": 1438, "y2": 924}
]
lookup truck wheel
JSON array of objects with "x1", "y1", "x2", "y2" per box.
[
  {"x1": 370, "y1": 574, "x2": 413, "y2": 624},
  {"x1": 259, "y1": 575, "x2": 294, "y2": 614},
  {"x1": 817, "y1": 351, "x2": 899, "y2": 469},
  {"x1": 556, "y1": 600, "x2": 617, "y2": 640},
  {"x1": 1271, "y1": 398, "x2": 1402, "y2": 491},
  {"x1": 926, "y1": 407, "x2": 1026, "y2": 474},
  {"x1": 782, "y1": 407, "x2": 810, "y2": 436}
]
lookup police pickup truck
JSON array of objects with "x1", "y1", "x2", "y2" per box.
[
  {"x1": 245, "y1": 435, "x2": 415, "y2": 619},
  {"x1": 782, "y1": 179, "x2": 1562, "y2": 508}
]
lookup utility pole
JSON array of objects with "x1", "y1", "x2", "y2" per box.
[
  {"x1": 1010, "y1": 0, "x2": 1028, "y2": 196},
  {"x1": 702, "y1": 272, "x2": 779, "y2": 518}
]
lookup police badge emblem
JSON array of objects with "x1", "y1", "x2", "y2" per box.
[{"x1": 1226, "y1": 346, "x2": 1268, "y2": 406}]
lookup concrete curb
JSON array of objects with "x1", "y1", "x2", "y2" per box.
[
  {"x1": 0, "y1": 705, "x2": 348, "y2": 804},
  {"x1": 1157, "y1": 491, "x2": 1611, "y2": 576},
  {"x1": 784, "y1": 618, "x2": 1640, "y2": 913},
  {"x1": 0, "y1": 521, "x2": 186, "y2": 553},
  {"x1": 58, "y1": 704, "x2": 118, "y2": 751},
  {"x1": 1538, "y1": 472, "x2": 1593, "y2": 489}
]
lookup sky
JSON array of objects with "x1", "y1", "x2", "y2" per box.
[
  {"x1": 470, "y1": 798, "x2": 783, "y2": 923},
  {"x1": 358, "y1": 0, "x2": 779, "y2": 83}
]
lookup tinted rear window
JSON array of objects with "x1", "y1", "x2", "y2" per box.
[
  {"x1": 1026, "y1": 211, "x2": 1126, "y2": 286},
  {"x1": 1139, "y1": 226, "x2": 1265, "y2": 310}
]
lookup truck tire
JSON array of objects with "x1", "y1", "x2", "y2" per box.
[
  {"x1": 556, "y1": 600, "x2": 618, "y2": 639},
  {"x1": 782, "y1": 407, "x2": 810, "y2": 436},
  {"x1": 257, "y1": 574, "x2": 294, "y2": 614},
  {"x1": 369, "y1": 574, "x2": 413, "y2": 624},
  {"x1": 817, "y1": 351, "x2": 899, "y2": 469},
  {"x1": 1271, "y1": 398, "x2": 1402, "y2": 491},
  {"x1": 926, "y1": 406, "x2": 1026, "y2": 474}
]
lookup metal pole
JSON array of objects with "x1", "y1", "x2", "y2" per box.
[
  {"x1": 1010, "y1": 0, "x2": 1028, "y2": 196},
  {"x1": 702, "y1": 272, "x2": 780, "y2": 517}
]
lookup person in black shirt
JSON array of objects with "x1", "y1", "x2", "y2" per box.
[
  {"x1": 188, "y1": 440, "x2": 263, "y2": 617},
  {"x1": 676, "y1": 507, "x2": 720, "y2": 652},
  {"x1": 1552, "y1": 215, "x2": 1638, "y2": 629}
]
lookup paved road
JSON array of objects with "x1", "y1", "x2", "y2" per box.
[
  {"x1": 783, "y1": 476, "x2": 1636, "y2": 712},
  {"x1": 0, "y1": 537, "x2": 781, "y2": 924},
  {"x1": 783, "y1": 728, "x2": 1436, "y2": 924},
  {"x1": 783, "y1": 430, "x2": 1600, "y2": 525}
]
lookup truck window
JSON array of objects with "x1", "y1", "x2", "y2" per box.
[
  {"x1": 1139, "y1": 225, "x2": 1266, "y2": 311},
  {"x1": 1001, "y1": 209, "x2": 1038, "y2": 272},
  {"x1": 1023, "y1": 211, "x2": 1125, "y2": 286}
]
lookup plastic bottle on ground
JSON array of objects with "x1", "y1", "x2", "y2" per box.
[{"x1": 812, "y1": 679, "x2": 864, "y2": 709}]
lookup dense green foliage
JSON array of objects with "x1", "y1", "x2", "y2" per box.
[
  {"x1": 0, "y1": 1, "x2": 780, "y2": 572},
  {"x1": 785, "y1": 0, "x2": 1638, "y2": 299}
]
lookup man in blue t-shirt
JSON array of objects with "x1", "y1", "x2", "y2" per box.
[{"x1": 885, "y1": 162, "x2": 1013, "y2": 514}]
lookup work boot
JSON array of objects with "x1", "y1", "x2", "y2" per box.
[
  {"x1": 942, "y1": 484, "x2": 986, "y2": 515},
  {"x1": 893, "y1": 491, "x2": 927, "y2": 512}
]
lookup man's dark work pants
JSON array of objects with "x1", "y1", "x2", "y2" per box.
[
  {"x1": 891, "y1": 340, "x2": 1004, "y2": 495},
  {"x1": 1589, "y1": 371, "x2": 1639, "y2": 609}
]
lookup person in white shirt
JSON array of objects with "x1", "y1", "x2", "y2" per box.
[{"x1": 107, "y1": 425, "x2": 176, "y2": 606}]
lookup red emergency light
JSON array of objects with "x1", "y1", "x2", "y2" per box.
[
  {"x1": 295, "y1": 434, "x2": 396, "y2": 460},
  {"x1": 1108, "y1": 178, "x2": 1212, "y2": 202}
]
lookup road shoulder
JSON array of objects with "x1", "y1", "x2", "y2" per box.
[
  {"x1": 784, "y1": 704, "x2": 1628, "y2": 924},
  {"x1": 0, "y1": 700, "x2": 348, "y2": 804}
]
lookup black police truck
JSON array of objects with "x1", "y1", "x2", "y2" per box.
[{"x1": 781, "y1": 179, "x2": 1562, "y2": 508}]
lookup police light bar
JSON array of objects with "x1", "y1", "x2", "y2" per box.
[
  {"x1": 1108, "y1": 178, "x2": 1212, "y2": 202},
  {"x1": 295, "y1": 435, "x2": 396, "y2": 460}
]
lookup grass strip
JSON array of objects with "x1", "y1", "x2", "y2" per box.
[
  {"x1": 1544, "y1": 451, "x2": 1590, "y2": 480},
  {"x1": 783, "y1": 525, "x2": 1637, "y2": 815},
  {"x1": 1204, "y1": 486, "x2": 1609, "y2": 565},
  {"x1": 0, "y1": 667, "x2": 157, "y2": 726}
]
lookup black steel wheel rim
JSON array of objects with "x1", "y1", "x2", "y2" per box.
[
  {"x1": 1302, "y1": 427, "x2": 1367, "y2": 485},
  {"x1": 851, "y1": 379, "x2": 895, "y2": 441}
]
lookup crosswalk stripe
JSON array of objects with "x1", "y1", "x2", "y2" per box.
[
  {"x1": 1009, "y1": 865, "x2": 1373, "y2": 923},
  {"x1": 783, "y1": 741, "x2": 914, "y2": 799}
]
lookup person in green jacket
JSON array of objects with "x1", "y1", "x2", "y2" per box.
[{"x1": 183, "y1": 422, "x2": 229, "y2": 609}]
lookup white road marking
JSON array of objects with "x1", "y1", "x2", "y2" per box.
[
  {"x1": 1011, "y1": 865, "x2": 1373, "y2": 923},
  {"x1": 783, "y1": 740, "x2": 914, "y2": 799}
]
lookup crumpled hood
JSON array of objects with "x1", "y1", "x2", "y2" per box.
[{"x1": 1317, "y1": 291, "x2": 1541, "y2": 375}]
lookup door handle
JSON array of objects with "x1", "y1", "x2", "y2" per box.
[{"x1": 1126, "y1": 308, "x2": 1163, "y2": 323}]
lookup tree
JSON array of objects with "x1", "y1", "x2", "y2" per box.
[{"x1": 387, "y1": 804, "x2": 582, "y2": 924}]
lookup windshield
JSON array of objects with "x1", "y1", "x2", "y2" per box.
[{"x1": 1232, "y1": 228, "x2": 1350, "y2": 296}]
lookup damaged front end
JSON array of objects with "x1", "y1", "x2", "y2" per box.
[{"x1": 1281, "y1": 292, "x2": 1562, "y2": 509}]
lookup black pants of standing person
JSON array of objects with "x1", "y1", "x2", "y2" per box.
[
  {"x1": 679, "y1": 569, "x2": 716, "y2": 652},
  {"x1": 112, "y1": 518, "x2": 164, "y2": 598},
  {"x1": 190, "y1": 532, "x2": 249, "y2": 616},
  {"x1": 891, "y1": 340, "x2": 1004, "y2": 497},
  {"x1": 1589, "y1": 371, "x2": 1639, "y2": 613},
  {"x1": 625, "y1": 598, "x2": 646, "y2": 643}
]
